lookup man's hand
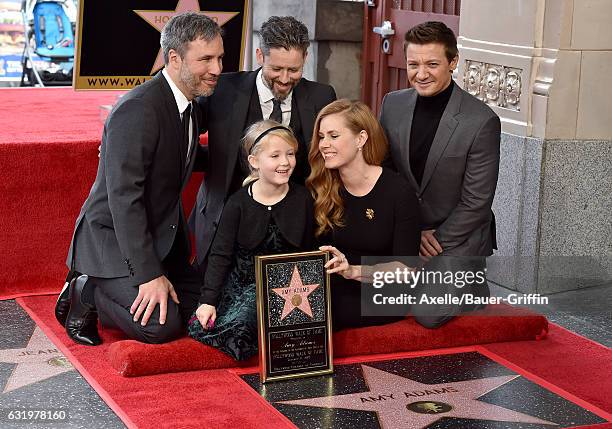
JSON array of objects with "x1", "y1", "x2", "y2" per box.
[
  {"x1": 195, "y1": 304, "x2": 217, "y2": 330},
  {"x1": 420, "y1": 229, "x2": 443, "y2": 258},
  {"x1": 130, "y1": 275, "x2": 179, "y2": 326}
]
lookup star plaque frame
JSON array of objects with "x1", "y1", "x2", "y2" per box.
[
  {"x1": 73, "y1": 0, "x2": 249, "y2": 89},
  {"x1": 255, "y1": 251, "x2": 333, "y2": 383}
]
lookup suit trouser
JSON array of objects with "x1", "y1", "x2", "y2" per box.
[
  {"x1": 89, "y1": 236, "x2": 201, "y2": 344},
  {"x1": 411, "y1": 256, "x2": 489, "y2": 329}
]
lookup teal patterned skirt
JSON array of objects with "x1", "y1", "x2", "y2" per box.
[{"x1": 188, "y1": 222, "x2": 296, "y2": 360}]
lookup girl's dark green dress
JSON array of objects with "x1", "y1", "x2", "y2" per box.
[{"x1": 188, "y1": 182, "x2": 313, "y2": 360}]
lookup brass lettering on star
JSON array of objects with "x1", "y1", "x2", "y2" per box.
[
  {"x1": 359, "y1": 387, "x2": 458, "y2": 403},
  {"x1": 404, "y1": 386, "x2": 459, "y2": 398},
  {"x1": 153, "y1": 14, "x2": 218, "y2": 24},
  {"x1": 17, "y1": 349, "x2": 59, "y2": 356},
  {"x1": 360, "y1": 394, "x2": 395, "y2": 403},
  {"x1": 154, "y1": 15, "x2": 171, "y2": 24}
]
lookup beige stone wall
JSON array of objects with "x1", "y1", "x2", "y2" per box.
[
  {"x1": 456, "y1": 0, "x2": 547, "y2": 137},
  {"x1": 546, "y1": 0, "x2": 612, "y2": 139},
  {"x1": 459, "y1": 0, "x2": 611, "y2": 292},
  {"x1": 457, "y1": 0, "x2": 612, "y2": 140}
]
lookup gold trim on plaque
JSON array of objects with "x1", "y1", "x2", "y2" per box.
[
  {"x1": 74, "y1": 0, "x2": 84, "y2": 88},
  {"x1": 239, "y1": 0, "x2": 248, "y2": 71},
  {"x1": 256, "y1": 250, "x2": 333, "y2": 383}
]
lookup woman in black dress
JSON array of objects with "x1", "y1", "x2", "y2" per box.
[{"x1": 306, "y1": 99, "x2": 420, "y2": 330}]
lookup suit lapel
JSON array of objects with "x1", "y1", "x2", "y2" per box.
[
  {"x1": 182, "y1": 101, "x2": 199, "y2": 186},
  {"x1": 419, "y1": 84, "x2": 461, "y2": 193},
  {"x1": 399, "y1": 90, "x2": 419, "y2": 191},
  {"x1": 293, "y1": 80, "x2": 315, "y2": 147},
  {"x1": 224, "y1": 70, "x2": 258, "y2": 193},
  {"x1": 157, "y1": 73, "x2": 185, "y2": 182}
]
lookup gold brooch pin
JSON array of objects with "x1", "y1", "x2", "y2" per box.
[{"x1": 365, "y1": 208, "x2": 375, "y2": 220}]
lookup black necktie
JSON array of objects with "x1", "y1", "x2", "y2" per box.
[
  {"x1": 270, "y1": 99, "x2": 282, "y2": 123},
  {"x1": 182, "y1": 103, "x2": 192, "y2": 164}
]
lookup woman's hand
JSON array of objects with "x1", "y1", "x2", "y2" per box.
[
  {"x1": 196, "y1": 303, "x2": 217, "y2": 330},
  {"x1": 319, "y1": 245, "x2": 361, "y2": 280}
]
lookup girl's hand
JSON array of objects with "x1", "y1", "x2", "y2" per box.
[
  {"x1": 196, "y1": 303, "x2": 217, "y2": 330},
  {"x1": 319, "y1": 245, "x2": 361, "y2": 280}
]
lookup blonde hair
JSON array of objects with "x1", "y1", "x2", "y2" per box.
[
  {"x1": 241, "y1": 120, "x2": 299, "y2": 186},
  {"x1": 306, "y1": 99, "x2": 388, "y2": 237}
]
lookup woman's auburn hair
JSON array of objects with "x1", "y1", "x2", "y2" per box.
[{"x1": 306, "y1": 99, "x2": 388, "y2": 237}]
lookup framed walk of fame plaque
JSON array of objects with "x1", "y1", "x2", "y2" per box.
[
  {"x1": 74, "y1": 0, "x2": 249, "y2": 89},
  {"x1": 255, "y1": 251, "x2": 333, "y2": 383}
]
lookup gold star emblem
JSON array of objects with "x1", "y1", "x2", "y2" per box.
[{"x1": 407, "y1": 401, "x2": 453, "y2": 414}]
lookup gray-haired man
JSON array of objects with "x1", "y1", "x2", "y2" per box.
[{"x1": 55, "y1": 13, "x2": 224, "y2": 345}]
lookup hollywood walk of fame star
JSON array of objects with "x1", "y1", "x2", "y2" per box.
[
  {"x1": 272, "y1": 265, "x2": 320, "y2": 321},
  {"x1": 134, "y1": 0, "x2": 240, "y2": 74},
  {"x1": 278, "y1": 365, "x2": 558, "y2": 429},
  {"x1": 0, "y1": 327, "x2": 74, "y2": 394}
]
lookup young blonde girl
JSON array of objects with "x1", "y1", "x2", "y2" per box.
[{"x1": 188, "y1": 120, "x2": 314, "y2": 360}]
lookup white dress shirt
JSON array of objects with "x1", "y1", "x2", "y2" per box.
[
  {"x1": 162, "y1": 68, "x2": 194, "y2": 164},
  {"x1": 256, "y1": 69, "x2": 292, "y2": 127}
]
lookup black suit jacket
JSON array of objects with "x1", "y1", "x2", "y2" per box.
[
  {"x1": 67, "y1": 72, "x2": 203, "y2": 285},
  {"x1": 191, "y1": 70, "x2": 336, "y2": 265}
]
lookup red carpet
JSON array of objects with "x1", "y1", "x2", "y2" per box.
[
  {"x1": 0, "y1": 88, "x2": 203, "y2": 299},
  {"x1": 4, "y1": 88, "x2": 611, "y2": 428},
  {"x1": 107, "y1": 304, "x2": 547, "y2": 377},
  {"x1": 16, "y1": 295, "x2": 611, "y2": 429}
]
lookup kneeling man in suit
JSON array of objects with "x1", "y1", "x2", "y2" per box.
[
  {"x1": 55, "y1": 13, "x2": 224, "y2": 345},
  {"x1": 380, "y1": 22, "x2": 501, "y2": 328}
]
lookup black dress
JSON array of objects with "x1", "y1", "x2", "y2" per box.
[
  {"x1": 321, "y1": 168, "x2": 420, "y2": 330},
  {"x1": 188, "y1": 182, "x2": 314, "y2": 360}
]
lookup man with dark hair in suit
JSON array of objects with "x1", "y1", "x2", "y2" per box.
[
  {"x1": 190, "y1": 15, "x2": 337, "y2": 273},
  {"x1": 380, "y1": 21, "x2": 501, "y2": 328},
  {"x1": 55, "y1": 12, "x2": 224, "y2": 345}
]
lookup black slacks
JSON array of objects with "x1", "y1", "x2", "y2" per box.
[
  {"x1": 410, "y1": 256, "x2": 490, "y2": 329},
  {"x1": 88, "y1": 233, "x2": 201, "y2": 344}
]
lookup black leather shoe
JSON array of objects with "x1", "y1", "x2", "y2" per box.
[
  {"x1": 55, "y1": 273, "x2": 77, "y2": 327},
  {"x1": 65, "y1": 274, "x2": 102, "y2": 346}
]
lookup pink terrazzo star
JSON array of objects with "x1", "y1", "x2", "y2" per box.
[
  {"x1": 0, "y1": 327, "x2": 74, "y2": 393},
  {"x1": 272, "y1": 265, "x2": 320, "y2": 321},
  {"x1": 279, "y1": 365, "x2": 558, "y2": 429},
  {"x1": 134, "y1": 0, "x2": 239, "y2": 74}
]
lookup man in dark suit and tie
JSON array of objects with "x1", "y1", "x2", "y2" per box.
[
  {"x1": 190, "y1": 16, "x2": 337, "y2": 273},
  {"x1": 380, "y1": 22, "x2": 501, "y2": 328},
  {"x1": 54, "y1": 13, "x2": 224, "y2": 345}
]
